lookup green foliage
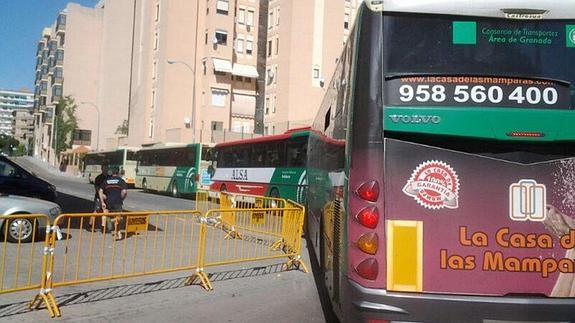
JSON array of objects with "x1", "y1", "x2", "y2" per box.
[
  {"x1": 53, "y1": 96, "x2": 78, "y2": 157},
  {"x1": 0, "y1": 135, "x2": 19, "y2": 155},
  {"x1": 115, "y1": 119, "x2": 129, "y2": 135}
]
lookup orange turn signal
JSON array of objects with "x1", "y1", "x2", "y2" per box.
[{"x1": 357, "y1": 232, "x2": 378, "y2": 255}]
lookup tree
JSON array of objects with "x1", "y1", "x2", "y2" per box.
[
  {"x1": 53, "y1": 96, "x2": 78, "y2": 158},
  {"x1": 115, "y1": 119, "x2": 129, "y2": 136},
  {"x1": 0, "y1": 135, "x2": 19, "y2": 156}
]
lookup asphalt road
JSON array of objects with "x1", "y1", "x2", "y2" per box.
[{"x1": 1, "y1": 157, "x2": 327, "y2": 323}]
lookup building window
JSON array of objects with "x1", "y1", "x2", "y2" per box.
[
  {"x1": 236, "y1": 36, "x2": 244, "y2": 53},
  {"x1": 275, "y1": 37, "x2": 279, "y2": 55},
  {"x1": 216, "y1": 0, "x2": 229, "y2": 15},
  {"x1": 268, "y1": 12, "x2": 273, "y2": 29},
  {"x1": 154, "y1": 32, "x2": 159, "y2": 50},
  {"x1": 272, "y1": 95, "x2": 277, "y2": 113},
  {"x1": 344, "y1": 13, "x2": 350, "y2": 30},
  {"x1": 73, "y1": 129, "x2": 91, "y2": 143},
  {"x1": 215, "y1": 30, "x2": 228, "y2": 45},
  {"x1": 205, "y1": 31, "x2": 208, "y2": 45},
  {"x1": 211, "y1": 121, "x2": 223, "y2": 131},
  {"x1": 149, "y1": 119, "x2": 154, "y2": 138},
  {"x1": 264, "y1": 126, "x2": 268, "y2": 135},
  {"x1": 151, "y1": 89, "x2": 156, "y2": 109},
  {"x1": 211, "y1": 88, "x2": 227, "y2": 107},
  {"x1": 274, "y1": 66, "x2": 278, "y2": 84},
  {"x1": 265, "y1": 97, "x2": 270, "y2": 114},
  {"x1": 246, "y1": 36, "x2": 253, "y2": 55},
  {"x1": 234, "y1": 75, "x2": 244, "y2": 82},
  {"x1": 155, "y1": 2, "x2": 160, "y2": 21},
  {"x1": 246, "y1": 10, "x2": 254, "y2": 26},
  {"x1": 152, "y1": 60, "x2": 157, "y2": 79},
  {"x1": 238, "y1": 8, "x2": 245, "y2": 24},
  {"x1": 276, "y1": 8, "x2": 280, "y2": 25},
  {"x1": 267, "y1": 40, "x2": 272, "y2": 57},
  {"x1": 266, "y1": 68, "x2": 273, "y2": 85},
  {"x1": 313, "y1": 65, "x2": 320, "y2": 79}
]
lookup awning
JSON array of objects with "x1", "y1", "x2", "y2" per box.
[
  {"x1": 212, "y1": 58, "x2": 232, "y2": 73},
  {"x1": 232, "y1": 64, "x2": 259, "y2": 78}
]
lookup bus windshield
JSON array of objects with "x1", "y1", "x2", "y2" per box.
[{"x1": 383, "y1": 13, "x2": 575, "y2": 108}]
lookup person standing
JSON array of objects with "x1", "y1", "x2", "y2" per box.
[
  {"x1": 99, "y1": 166, "x2": 128, "y2": 239},
  {"x1": 89, "y1": 163, "x2": 108, "y2": 229}
]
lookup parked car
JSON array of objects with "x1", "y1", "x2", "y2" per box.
[
  {"x1": 0, "y1": 156, "x2": 57, "y2": 202},
  {"x1": 0, "y1": 193, "x2": 61, "y2": 243}
]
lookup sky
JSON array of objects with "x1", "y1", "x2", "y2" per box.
[{"x1": 0, "y1": 0, "x2": 98, "y2": 92}]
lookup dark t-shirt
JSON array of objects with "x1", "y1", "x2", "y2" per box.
[
  {"x1": 94, "y1": 173, "x2": 107, "y2": 200},
  {"x1": 99, "y1": 175, "x2": 127, "y2": 208}
]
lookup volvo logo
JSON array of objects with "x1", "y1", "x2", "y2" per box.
[{"x1": 389, "y1": 114, "x2": 441, "y2": 124}]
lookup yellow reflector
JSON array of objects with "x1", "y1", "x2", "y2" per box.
[
  {"x1": 357, "y1": 232, "x2": 378, "y2": 255},
  {"x1": 386, "y1": 220, "x2": 423, "y2": 292}
]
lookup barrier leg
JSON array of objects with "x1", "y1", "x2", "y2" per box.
[
  {"x1": 286, "y1": 255, "x2": 309, "y2": 273},
  {"x1": 187, "y1": 268, "x2": 213, "y2": 291},
  {"x1": 29, "y1": 228, "x2": 61, "y2": 317},
  {"x1": 271, "y1": 238, "x2": 283, "y2": 251}
]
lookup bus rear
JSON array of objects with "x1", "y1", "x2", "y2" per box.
[{"x1": 332, "y1": 1, "x2": 575, "y2": 322}]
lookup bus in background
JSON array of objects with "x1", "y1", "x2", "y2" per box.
[
  {"x1": 83, "y1": 148, "x2": 138, "y2": 186},
  {"x1": 135, "y1": 143, "x2": 214, "y2": 197},
  {"x1": 307, "y1": 1, "x2": 575, "y2": 322},
  {"x1": 210, "y1": 128, "x2": 309, "y2": 203}
]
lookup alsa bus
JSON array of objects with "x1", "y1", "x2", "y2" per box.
[
  {"x1": 307, "y1": 1, "x2": 575, "y2": 322},
  {"x1": 135, "y1": 143, "x2": 213, "y2": 197},
  {"x1": 210, "y1": 128, "x2": 309, "y2": 203},
  {"x1": 83, "y1": 148, "x2": 138, "y2": 186}
]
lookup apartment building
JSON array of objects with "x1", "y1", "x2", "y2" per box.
[
  {"x1": 0, "y1": 89, "x2": 33, "y2": 140},
  {"x1": 127, "y1": 0, "x2": 261, "y2": 147},
  {"x1": 262, "y1": 0, "x2": 362, "y2": 135},
  {"x1": 32, "y1": 1, "x2": 134, "y2": 164},
  {"x1": 13, "y1": 107, "x2": 35, "y2": 148}
]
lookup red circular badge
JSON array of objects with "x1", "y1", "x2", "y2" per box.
[{"x1": 402, "y1": 160, "x2": 460, "y2": 210}]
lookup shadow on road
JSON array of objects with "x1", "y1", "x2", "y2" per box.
[{"x1": 0, "y1": 262, "x2": 294, "y2": 318}]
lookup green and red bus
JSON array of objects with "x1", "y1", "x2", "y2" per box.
[
  {"x1": 83, "y1": 148, "x2": 138, "y2": 186},
  {"x1": 307, "y1": 1, "x2": 575, "y2": 322},
  {"x1": 210, "y1": 128, "x2": 309, "y2": 203},
  {"x1": 135, "y1": 143, "x2": 214, "y2": 197}
]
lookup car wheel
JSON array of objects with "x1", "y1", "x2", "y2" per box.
[
  {"x1": 171, "y1": 181, "x2": 180, "y2": 198},
  {"x1": 3, "y1": 217, "x2": 36, "y2": 243}
]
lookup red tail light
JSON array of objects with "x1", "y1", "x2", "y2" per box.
[
  {"x1": 356, "y1": 206, "x2": 379, "y2": 229},
  {"x1": 357, "y1": 232, "x2": 378, "y2": 255},
  {"x1": 356, "y1": 181, "x2": 379, "y2": 202},
  {"x1": 354, "y1": 258, "x2": 378, "y2": 280}
]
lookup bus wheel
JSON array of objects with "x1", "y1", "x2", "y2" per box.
[
  {"x1": 171, "y1": 181, "x2": 180, "y2": 198},
  {"x1": 220, "y1": 184, "x2": 227, "y2": 192},
  {"x1": 142, "y1": 179, "x2": 148, "y2": 192}
]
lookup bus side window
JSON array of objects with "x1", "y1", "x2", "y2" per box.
[{"x1": 251, "y1": 143, "x2": 265, "y2": 167}]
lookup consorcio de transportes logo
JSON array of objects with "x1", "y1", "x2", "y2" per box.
[{"x1": 403, "y1": 160, "x2": 460, "y2": 210}]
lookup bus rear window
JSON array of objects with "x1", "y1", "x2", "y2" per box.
[{"x1": 383, "y1": 13, "x2": 575, "y2": 107}]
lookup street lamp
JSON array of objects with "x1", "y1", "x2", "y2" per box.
[
  {"x1": 167, "y1": 60, "x2": 197, "y2": 143},
  {"x1": 80, "y1": 101, "x2": 100, "y2": 151}
]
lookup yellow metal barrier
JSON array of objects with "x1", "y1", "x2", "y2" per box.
[
  {"x1": 6, "y1": 191, "x2": 307, "y2": 319},
  {"x1": 195, "y1": 190, "x2": 220, "y2": 214},
  {"x1": 191, "y1": 201, "x2": 308, "y2": 290},
  {"x1": 0, "y1": 214, "x2": 52, "y2": 295}
]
